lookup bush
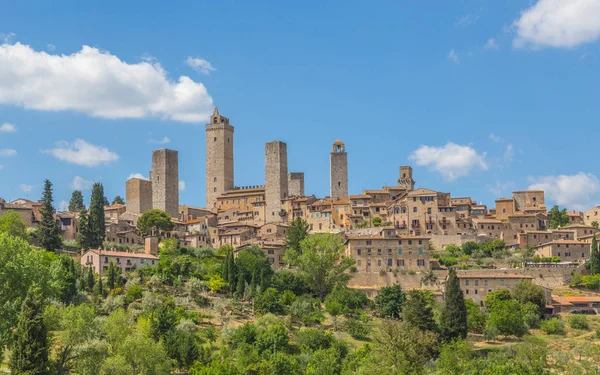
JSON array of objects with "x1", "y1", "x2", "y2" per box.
[
  {"x1": 541, "y1": 318, "x2": 566, "y2": 335},
  {"x1": 580, "y1": 275, "x2": 600, "y2": 290},
  {"x1": 295, "y1": 328, "x2": 334, "y2": 352},
  {"x1": 255, "y1": 288, "x2": 285, "y2": 315},
  {"x1": 343, "y1": 314, "x2": 371, "y2": 340},
  {"x1": 125, "y1": 284, "x2": 143, "y2": 304},
  {"x1": 569, "y1": 315, "x2": 590, "y2": 330}
]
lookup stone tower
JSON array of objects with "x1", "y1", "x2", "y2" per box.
[
  {"x1": 126, "y1": 177, "x2": 152, "y2": 214},
  {"x1": 265, "y1": 141, "x2": 288, "y2": 221},
  {"x1": 288, "y1": 172, "x2": 305, "y2": 197},
  {"x1": 206, "y1": 107, "x2": 234, "y2": 209},
  {"x1": 151, "y1": 149, "x2": 179, "y2": 217},
  {"x1": 330, "y1": 140, "x2": 348, "y2": 198},
  {"x1": 398, "y1": 165, "x2": 415, "y2": 191}
]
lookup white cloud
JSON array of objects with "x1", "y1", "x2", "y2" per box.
[
  {"x1": 71, "y1": 176, "x2": 94, "y2": 191},
  {"x1": 179, "y1": 180, "x2": 186, "y2": 191},
  {"x1": 128, "y1": 173, "x2": 149, "y2": 181},
  {"x1": 1, "y1": 32, "x2": 16, "y2": 44},
  {"x1": 0, "y1": 149, "x2": 16, "y2": 156},
  {"x1": 0, "y1": 42, "x2": 214, "y2": 123},
  {"x1": 513, "y1": 0, "x2": 600, "y2": 48},
  {"x1": 489, "y1": 133, "x2": 502, "y2": 143},
  {"x1": 43, "y1": 139, "x2": 118, "y2": 167},
  {"x1": 488, "y1": 181, "x2": 514, "y2": 196},
  {"x1": 504, "y1": 144, "x2": 514, "y2": 162},
  {"x1": 484, "y1": 38, "x2": 499, "y2": 50},
  {"x1": 455, "y1": 14, "x2": 480, "y2": 28},
  {"x1": 528, "y1": 172, "x2": 600, "y2": 211},
  {"x1": 185, "y1": 57, "x2": 216, "y2": 75},
  {"x1": 448, "y1": 49, "x2": 459, "y2": 63},
  {"x1": 409, "y1": 142, "x2": 488, "y2": 181},
  {"x1": 20, "y1": 184, "x2": 33, "y2": 193},
  {"x1": 47, "y1": 44, "x2": 56, "y2": 51},
  {"x1": 58, "y1": 200, "x2": 68, "y2": 212},
  {"x1": 0, "y1": 123, "x2": 16, "y2": 133},
  {"x1": 149, "y1": 136, "x2": 171, "y2": 144}
]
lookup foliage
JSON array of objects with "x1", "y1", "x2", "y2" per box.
[
  {"x1": 284, "y1": 217, "x2": 310, "y2": 255},
  {"x1": 88, "y1": 183, "x2": 106, "y2": 249},
  {"x1": 0, "y1": 210, "x2": 29, "y2": 240},
  {"x1": 540, "y1": 317, "x2": 565, "y2": 335},
  {"x1": 402, "y1": 290, "x2": 437, "y2": 333},
  {"x1": 38, "y1": 179, "x2": 62, "y2": 252},
  {"x1": 255, "y1": 287, "x2": 285, "y2": 315},
  {"x1": 591, "y1": 235, "x2": 600, "y2": 275},
  {"x1": 295, "y1": 327, "x2": 334, "y2": 352},
  {"x1": 483, "y1": 288, "x2": 512, "y2": 311},
  {"x1": 137, "y1": 209, "x2": 175, "y2": 236},
  {"x1": 324, "y1": 285, "x2": 369, "y2": 316},
  {"x1": 69, "y1": 190, "x2": 85, "y2": 212},
  {"x1": 284, "y1": 233, "x2": 355, "y2": 301},
  {"x1": 569, "y1": 314, "x2": 590, "y2": 330},
  {"x1": 548, "y1": 205, "x2": 569, "y2": 229},
  {"x1": 580, "y1": 274, "x2": 600, "y2": 289},
  {"x1": 78, "y1": 208, "x2": 93, "y2": 251},
  {"x1": 439, "y1": 268, "x2": 467, "y2": 342},
  {"x1": 343, "y1": 314, "x2": 371, "y2": 340},
  {"x1": 372, "y1": 216, "x2": 382, "y2": 227},
  {"x1": 289, "y1": 295, "x2": 323, "y2": 325},
  {"x1": 486, "y1": 299, "x2": 527, "y2": 337},
  {"x1": 112, "y1": 195, "x2": 125, "y2": 205},
  {"x1": 374, "y1": 284, "x2": 406, "y2": 319},
  {"x1": 512, "y1": 280, "x2": 546, "y2": 316},
  {"x1": 464, "y1": 299, "x2": 486, "y2": 333}
]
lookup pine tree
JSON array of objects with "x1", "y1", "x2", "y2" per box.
[
  {"x1": 284, "y1": 217, "x2": 310, "y2": 255},
  {"x1": 68, "y1": 190, "x2": 85, "y2": 212},
  {"x1": 88, "y1": 183, "x2": 106, "y2": 249},
  {"x1": 10, "y1": 287, "x2": 50, "y2": 375},
  {"x1": 38, "y1": 179, "x2": 62, "y2": 252},
  {"x1": 440, "y1": 268, "x2": 468, "y2": 342},
  {"x1": 77, "y1": 207, "x2": 92, "y2": 251},
  {"x1": 591, "y1": 236, "x2": 600, "y2": 275}
]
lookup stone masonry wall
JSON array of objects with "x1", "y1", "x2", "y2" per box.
[
  {"x1": 151, "y1": 149, "x2": 179, "y2": 217},
  {"x1": 126, "y1": 178, "x2": 152, "y2": 214},
  {"x1": 265, "y1": 141, "x2": 288, "y2": 221},
  {"x1": 205, "y1": 117, "x2": 234, "y2": 209},
  {"x1": 330, "y1": 145, "x2": 348, "y2": 198},
  {"x1": 288, "y1": 172, "x2": 304, "y2": 197}
]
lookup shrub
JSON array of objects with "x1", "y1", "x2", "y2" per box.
[
  {"x1": 581, "y1": 275, "x2": 600, "y2": 290},
  {"x1": 343, "y1": 314, "x2": 371, "y2": 340},
  {"x1": 255, "y1": 288, "x2": 285, "y2": 315},
  {"x1": 569, "y1": 315, "x2": 590, "y2": 330},
  {"x1": 125, "y1": 284, "x2": 143, "y2": 304},
  {"x1": 541, "y1": 318, "x2": 566, "y2": 335}
]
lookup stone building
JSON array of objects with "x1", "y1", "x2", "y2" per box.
[
  {"x1": 126, "y1": 177, "x2": 152, "y2": 214},
  {"x1": 265, "y1": 141, "x2": 288, "y2": 220},
  {"x1": 513, "y1": 190, "x2": 545, "y2": 211},
  {"x1": 330, "y1": 140, "x2": 348, "y2": 198},
  {"x1": 533, "y1": 240, "x2": 590, "y2": 263},
  {"x1": 205, "y1": 107, "x2": 235, "y2": 209},
  {"x1": 457, "y1": 271, "x2": 534, "y2": 307},
  {"x1": 397, "y1": 166, "x2": 415, "y2": 191},
  {"x1": 81, "y1": 249, "x2": 158, "y2": 275},
  {"x1": 584, "y1": 206, "x2": 600, "y2": 227},
  {"x1": 288, "y1": 172, "x2": 305, "y2": 197},
  {"x1": 151, "y1": 149, "x2": 179, "y2": 217}
]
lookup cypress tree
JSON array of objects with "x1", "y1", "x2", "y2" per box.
[
  {"x1": 68, "y1": 190, "x2": 85, "y2": 212},
  {"x1": 96, "y1": 277, "x2": 103, "y2": 296},
  {"x1": 591, "y1": 236, "x2": 600, "y2": 275},
  {"x1": 440, "y1": 268, "x2": 468, "y2": 342},
  {"x1": 236, "y1": 272, "x2": 246, "y2": 297},
  {"x1": 107, "y1": 261, "x2": 117, "y2": 290},
  {"x1": 284, "y1": 217, "x2": 309, "y2": 254},
  {"x1": 250, "y1": 270, "x2": 257, "y2": 297},
  {"x1": 10, "y1": 287, "x2": 50, "y2": 375},
  {"x1": 38, "y1": 179, "x2": 62, "y2": 252},
  {"x1": 223, "y1": 251, "x2": 230, "y2": 282},
  {"x1": 77, "y1": 207, "x2": 92, "y2": 251},
  {"x1": 228, "y1": 251, "x2": 236, "y2": 291},
  {"x1": 88, "y1": 183, "x2": 106, "y2": 249},
  {"x1": 86, "y1": 266, "x2": 95, "y2": 292}
]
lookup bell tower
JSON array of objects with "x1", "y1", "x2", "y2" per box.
[
  {"x1": 205, "y1": 107, "x2": 234, "y2": 209},
  {"x1": 330, "y1": 140, "x2": 348, "y2": 198}
]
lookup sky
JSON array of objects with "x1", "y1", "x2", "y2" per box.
[{"x1": 1, "y1": 0, "x2": 600, "y2": 212}]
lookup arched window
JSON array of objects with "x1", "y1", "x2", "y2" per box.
[
  {"x1": 213, "y1": 177, "x2": 217, "y2": 182},
  {"x1": 214, "y1": 137, "x2": 217, "y2": 142},
  {"x1": 213, "y1": 187, "x2": 217, "y2": 192}
]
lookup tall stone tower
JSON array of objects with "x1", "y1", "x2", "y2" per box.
[
  {"x1": 126, "y1": 177, "x2": 152, "y2": 214},
  {"x1": 206, "y1": 107, "x2": 234, "y2": 209},
  {"x1": 265, "y1": 141, "x2": 288, "y2": 221},
  {"x1": 151, "y1": 149, "x2": 179, "y2": 217},
  {"x1": 398, "y1": 165, "x2": 415, "y2": 191},
  {"x1": 330, "y1": 140, "x2": 348, "y2": 198},
  {"x1": 288, "y1": 172, "x2": 305, "y2": 197}
]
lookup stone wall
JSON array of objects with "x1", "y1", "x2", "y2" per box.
[
  {"x1": 205, "y1": 109, "x2": 234, "y2": 209},
  {"x1": 151, "y1": 149, "x2": 179, "y2": 217},
  {"x1": 429, "y1": 234, "x2": 490, "y2": 250},
  {"x1": 126, "y1": 178, "x2": 152, "y2": 214},
  {"x1": 288, "y1": 172, "x2": 304, "y2": 197},
  {"x1": 265, "y1": 141, "x2": 288, "y2": 220},
  {"x1": 330, "y1": 141, "x2": 348, "y2": 198}
]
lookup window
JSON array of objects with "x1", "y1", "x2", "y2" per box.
[
  {"x1": 214, "y1": 137, "x2": 217, "y2": 142},
  {"x1": 465, "y1": 289, "x2": 469, "y2": 295},
  {"x1": 418, "y1": 240, "x2": 422, "y2": 245},
  {"x1": 397, "y1": 259, "x2": 404, "y2": 266},
  {"x1": 474, "y1": 289, "x2": 478, "y2": 295},
  {"x1": 413, "y1": 207, "x2": 417, "y2": 213},
  {"x1": 398, "y1": 249, "x2": 402, "y2": 255},
  {"x1": 500, "y1": 279, "x2": 505, "y2": 286},
  {"x1": 418, "y1": 249, "x2": 423, "y2": 255},
  {"x1": 377, "y1": 249, "x2": 382, "y2": 255},
  {"x1": 387, "y1": 259, "x2": 392, "y2": 267},
  {"x1": 417, "y1": 259, "x2": 425, "y2": 266},
  {"x1": 377, "y1": 260, "x2": 381, "y2": 266},
  {"x1": 357, "y1": 248, "x2": 361, "y2": 256},
  {"x1": 357, "y1": 260, "x2": 361, "y2": 266},
  {"x1": 465, "y1": 280, "x2": 469, "y2": 286},
  {"x1": 474, "y1": 280, "x2": 479, "y2": 286},
  {"x1": 366, "y1": 240, "x2": 372, "y2": 245},
  {"x1": 213, "y1": 187, "x2": 217, "y2": 192},
  {"x1": 484, "y1": 279, "x2": 488, "y2": 286},
  {"x1": 367, "y1": 248, "x2": 372, "y2": 255}
]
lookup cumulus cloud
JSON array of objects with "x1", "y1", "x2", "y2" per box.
[
  {"x1": 149, "y1": 136, "x2": 171, "y2": 144},
  {"x1": 448, "y1": 49, "x2": 459, "y2": 63},
  {"x1": 409, "y1": 142, "x2": 488, "y2": 181},
  {"x1": 71, "y1": 176, "x2": 94, "y2": 190},
  {"x1": 43, "y1": 139, "x2": 118, "y2": 167},
  {"x1": 0, "y1": 149, "x2": 16, "y2": 156},
  {"x1": 0, "y1": 42, "x2": 214, "y2": 122},
  {"x1": 128, "y1": 173, "x2": 149, "y2": 181},
  {"x1": 0, "y1": 123, "x2": 16, "y2": 133},
  {"x1": 484, "y1": 38, "x2": 499, "y2": 50},
  {"x1": 20, "y1": 184, "x2": 33, "y2": 193},
  {"x1": 528, "y1": 172, "x2": 600, "y2": 210},
  {"x1": 513, "y1": 0, "x2": 600, "y2": 48},
  {"x1": 185, "y1": 57, "x2": 216, "y2": 75},
  {"x1": 179, "y1": 180, "x2": 186, "y2": 191}
]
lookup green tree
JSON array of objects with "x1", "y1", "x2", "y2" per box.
[
  {"x1": 465, "y1": 299, "x2": 486, "y2": 333},
  {"x1": 439, "y1": 268, "x2": 467, "y2": 342},
  {"x1": 136, "y1": 209, "x2": 174, "y2": 237},
  {"x1": 106, "y1": 261, "x2": 118, "y2": 290},
  {"x1": 255, "y1": 288, "x2": 285, "y2": 315},
  {"x1": 0, "y1": 210, "x2": 28, "y2": 240},
  {"x1": 57, "y1": 255, "x2": 78, "y2": 304},
  {"x1": 592, "y1": 221, "x2": 599, "y2": 229},
  {"x1": 325, "y1": 285, "x2": 369, "y2": 316},
  {"x1": 86, "y1": 266, "x2": 95, "y2": 292},
  {"x1": 284, "y1": 217, "x2": 309, "y2": 256},
  {"x1": 112, "y1": 196, "x2": 125, "y2": 205},
  {"x1": 88, "y1": 183, "x2": 106, "y2": 249},
  {"x1": 374, "y1": 284, "x2": 406, "y2": 319},
  {"x1": 77, "y1": 207, "x2": 93, "y2": 251},
  {"x1": 68, "y1": 190, "x2": 85, "y2": 212},
  {"x1": 590, "y1": 236, "x2": 600, "y2": 275},
  {"x1": 402, "y1": 290, "x2": 437, "y2": 333},
  {"x1": 372, "y1": 216, "x2": 382, "y2": 227},
  {"x1": 486, "y1": 299, "x2": 527, "y2": 337},
  {"x1": 285, "y1": 233, "x2": 355, "y2": 301},
  {"x1": 512, "y1": 280, "x2": 546, "y2": 316},
  {"x1": 38, "y1": 179, "x2": 62, "y2": 252},
  {"x1": 548, "y1": 205, "x2": 569, "y2": 229},
  {"x1": 10, "y1": 287, "x2": 50, "y2": 375},
  {"x1": 484, "y1": 288, "x2": 512, "y2": 311},
  {"x1": 151, "y1": 298, "x2": 178, "y2": 341},
  {"x1": 163, "y1": 329, "x2": 199, "y2": 369}
]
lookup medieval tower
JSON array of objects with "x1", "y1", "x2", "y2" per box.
[
  {"x1": 206, "y1": 107, "x2": 234, "y2": 209},
  {"x1": 398, "y1": 165, "x2": 415, "y2": 191},
  {"x1": 126, "y1": 177, "x2": 152, "y2": 214},
  {"x1": 151, "y1": 149, "x2": 179, "y2": 217},
  {"x1": 288, "y1": 172, "x2": 305, "y2": 197},
  {"x1": 330, "y1": 140, "x2": 348, "y2": 198},
  {"x1": 265, "y1": 141, "x2": 288, "y2": 220}
]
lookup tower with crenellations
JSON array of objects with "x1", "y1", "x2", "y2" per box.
[
  {"x1": 265, "y1": 141, "x2": 288, "y2": 220},
  {"x1": 330, "y1": 140, "x2": 348, "y2": 198},
  {"x1": 398, "y1": 165, "x2": 415, "y2": 191},
  {"x1": 206, "y1": 107, "x2": 234, "y2": 209}
]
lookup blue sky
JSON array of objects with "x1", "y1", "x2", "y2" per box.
[{"x1": 1, "y1": 0, "x2": 600, "y2": 211}]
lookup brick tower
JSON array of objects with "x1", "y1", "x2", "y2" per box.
[
  {"x1": 398, "y1": 166, "x2": 415, "y2": 191},
  {"x1": 330, "y1": 140, "x2": 348, "y2": 198},
  {"x1": 151, "y1": 149, "x2": 179, "y2": 217},
  {"x1": 206, "y1": 107, "x2": 234, "y2": 209},
  {"x1": 265, "y1": 141, "x2": 288, "y2": 221}
]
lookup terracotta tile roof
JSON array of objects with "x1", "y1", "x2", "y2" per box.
[{"x1": 87, "y1": 249, "x2": 158, "y2": 260}]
